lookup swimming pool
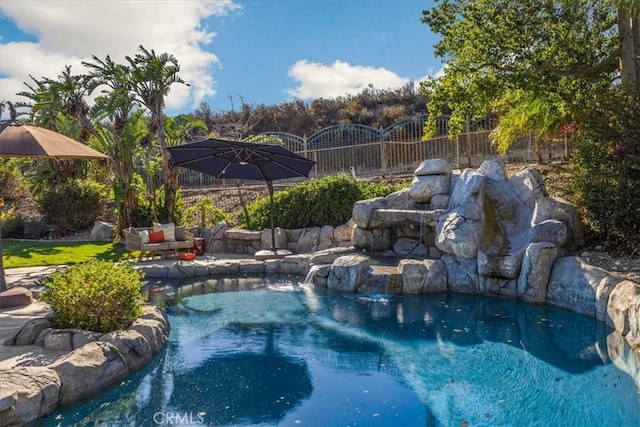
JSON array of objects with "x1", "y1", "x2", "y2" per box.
[{"x1": 42, "y1": 276, "x2": 640, "y2": 426}]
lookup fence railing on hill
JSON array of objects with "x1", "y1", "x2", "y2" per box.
[{"x1": 177, "y1": 115, "x2": 572, "y2": 214}]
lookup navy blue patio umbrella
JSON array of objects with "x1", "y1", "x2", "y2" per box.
[{"x1": 167, "y1": 138, "x2": 316, "y2": 255}]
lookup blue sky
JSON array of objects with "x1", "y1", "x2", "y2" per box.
[{"x1": 0, "y1": 0, "x2": 442, "y2": 117}]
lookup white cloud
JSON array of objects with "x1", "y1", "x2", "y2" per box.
[
  {"x1": 415, "y1": 63, "x2": 448, "y2": 86},
  {"x1": 287, "y1": 60, "x2": 410, "y2": 100},
  {"x1": 0, "y1": 0, "x2": 240, "y2": 114}
]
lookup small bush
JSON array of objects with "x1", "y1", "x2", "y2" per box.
[
  {"x1": 0, "y1": 207, "x2": 25, "y2": 238},
  {"x1": 571, "y1": 89, "x2": 640, "y2": 253},
  {"x1": 184, "y1": 199, "x2": 233, "y2": 228},
  {"x1": 130, "y1": 183, "x2": 185, "y2": 227},
  {"x1": 241, "y1": 175, "x2": 407, "y2": 230},
  {"x1": 41, "y1": 260, "x2": 144, "y2": 333},
  {"x1": 39, "y1": 179, "x2": 107, "y2": 234}
]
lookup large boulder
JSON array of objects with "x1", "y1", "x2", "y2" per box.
[
  {"x1": 532, "y1": 197, "x2": 585, "y2": 250},
  {"x1": 434, "y1": 169, "x2": 487, "y2": 259},
  {"x1": 477, "y1": 250, "x2": 524, "y2": 280},
  {"x1": 423, "y1": 259, "x2": 448, "y2": 293},
  {"x1": 204, "y1": 221, "x2": 231, "y2": 253},
  {"x1": 90, "y1": 221, "x2": 115, "y2": 241},
  {"x1": 351, "y1": 226, "x2": 392, "y2": 252},
  {"x1": 333, "y1": 221, "x2": 355, "y2": 244},
  {"x1": 595, "y1": 276, "x2": 625, "y2": 323},
  {"x1": 296, "y1": 227, "x2": 322, "y2": 253},
  {"x1": 606, "y1": 280, "x2": 640, "y2": 335},
  {"x1": 447, "y1": 168, "x2": 486, "y2": 209},
  {"x1": 547, "y1": 257, "x2": 612, "y2": 317},
  {"x1": 309, "y1": 247, "x2": 358, "y2": 266},
  {"x1": 441, "y1": 255, "x2": 481, "y2": 294},
  {"x1": 0, "y1": 367, "x2": 60, "y2": 426},
  {"x1": 260, "y1": 227, "x2": 288, "y2": 251},
  {"x1": 436, "y1": 208, "x2": 482, "y2": 258},
  {"x1": 528, "y1": 220, "x2": 568, "y2": 246},
  {"x1": 409, "y1": 175, "x2": 451, "y2": 203},
  {"x1": 508, "y1": 167, "x2": 548, "y2": 208},
  {"x1": 477, "y1": 159, "x2": 508, "y2": 181},
  {"x1": 4, "y1": 318, "x2": 52, "y2": 345},
  {"x1": 478, "y1": 163, "x2": 534, "y2": 279},
  {"x1": 327, "y1": 255, "x2": 370, "y2": 292},
  {"x1": 99, "y1": 329, "x2": 153, "y2": 373},
  {"x1": 129, "y1": 318, "x2": 169, "y2": 353},
  {"x1": 49, "y1": 341, "x2": 129, "y2": 404},
  {"x1": 398, "y1": 259, "x2": 428, "y2": 294},
  {"x1": 317, "y1": 225, "x2": 335, "y2": 251},
  {"x1": 414, "y1": 158, "x2": 452, "y2": 176},
  {"x1": 482, "y1": 277, "x2": 518, "y2": 298},
  {"x1": 517, "y1": 242, "x2": 561, "y2": 304},
  {"x1": 383, "y1": 188, "x2": 417, "y2": 210},
  {"x1": 626, "y1": 294, "x2": 640, "y2": 349},
  {"x1": 352, "y1": 197, "x2": 386, "y2": 229},
  {"x1": 393, "y1": 237, "x2": 427, "y2": 257}
]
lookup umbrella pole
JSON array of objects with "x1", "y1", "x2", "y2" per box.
[
  {"x1": 0, "y1": 226, "x2": 6, "y2": 292},
  {"x1": 267, "y1": 181, "x2": 276, "y2": 252}
]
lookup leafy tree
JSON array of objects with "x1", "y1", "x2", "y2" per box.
[
  {"x1": 420, "y1": 0, "x2": 638, "y2": 154},
  {"x1": 18, "y1": 59, "x2": 148, "y2": 236}
]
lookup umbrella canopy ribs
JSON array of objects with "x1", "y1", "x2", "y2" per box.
[
  {"x1": 168, "y1": 138, "x2": 316, "y2": 255},
  {"x1": 0, "y1": 100, "x2": 108, "y2": 291}
]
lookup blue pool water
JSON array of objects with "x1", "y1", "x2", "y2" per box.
[{"x1": 40, "y1": 276, "x2": 640, "y2": 426}]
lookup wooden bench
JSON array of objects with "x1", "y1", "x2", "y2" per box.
[{"x1": 124, "y1": 226, "x2": 194, "y2": 260}]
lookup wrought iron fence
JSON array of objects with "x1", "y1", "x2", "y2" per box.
[{"x1": 176, "y1": 115, "x2": 572, "y2": 214}]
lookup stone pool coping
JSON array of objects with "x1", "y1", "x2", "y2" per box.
[{"x1": 1, "y1": 249, "x2": 639, "y2": 425}]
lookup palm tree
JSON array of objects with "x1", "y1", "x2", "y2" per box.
[
  {"x1": 126, "y1": 46, "x2": 188, "y2": 221},
  {"x1": 82, "y1": 55, "x2": 147, "y2": 234},
  {"x1": 17, "y1": 69, "x2": 96, "y2": 186},
  {"x1": 490, "y1": 90, "x2": 566, "y2": 164}
]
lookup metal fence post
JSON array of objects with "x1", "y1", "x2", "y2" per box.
[
  {"x1": 379, "y1": 128, "x2": 386, "y2": 175},
  {"x1": 456, "y1": 135, "x2": 460, "y2": 169}
]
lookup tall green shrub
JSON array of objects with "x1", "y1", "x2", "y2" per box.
[
  {"x1": 242, "y1": 175, "x2": 407, "y2": 230},
  {"x1": 571, "y1": 90, "x2": 640, "y2": 253},
  {"x1": 41, "y1": 260, "x2": 144, "y2": 333},
  {"x1": 0, "y1": 159, "x2": 22, "y2": 198},
  {"x1": 39, "y1": 179, "x2": 107, "y2": 234}
]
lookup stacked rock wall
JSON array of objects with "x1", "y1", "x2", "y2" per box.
[
  {"x1": 0, "y1": 305, "x2": 169, "y2": 426},
  {"x1": 348, "y1": 158, "x2": 586, "y2": 300},
  {"x1": 199, "y1": 221, "x2": 354, "y2": 255}
]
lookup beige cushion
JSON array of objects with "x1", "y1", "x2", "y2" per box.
[{"x1": 153, "y1": 222, "x2": 176, "y2": 242}]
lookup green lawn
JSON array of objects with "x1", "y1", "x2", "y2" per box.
[{"x1": 2, "y1": 240, "x2": 129, "y2": 268}]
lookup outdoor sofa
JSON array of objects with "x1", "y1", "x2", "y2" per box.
[{"x1": 124, "y1": 223, "x2": 194, "y2": 260}]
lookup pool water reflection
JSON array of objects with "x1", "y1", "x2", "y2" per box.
[{"x1": 40, "y1": 276, "x2": 640, "y2": 426}]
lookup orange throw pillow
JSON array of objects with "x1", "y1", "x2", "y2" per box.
[{"x1": 148, "y1": 230, "x2": 165, "y2": 243}]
